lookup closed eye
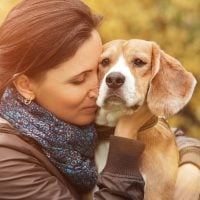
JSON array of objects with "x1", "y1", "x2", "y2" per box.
[
  {"x1": 70, "y1": 77, "x2": 86, "y2": 85},
  {"x1": 69, "y1": 73, "x2": 87, "y2": 85}
]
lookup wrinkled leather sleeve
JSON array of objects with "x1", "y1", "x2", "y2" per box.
[
  {"x1": 94, "y1": 135, "x2": 145, "y2": 200},
  {"x1": 174, "y1": 129, "x2": 200, "y2": 169}
]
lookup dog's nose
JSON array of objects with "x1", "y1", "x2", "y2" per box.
[{"x1": 106, "y1": 72, "x2": 125, "y2": 89}]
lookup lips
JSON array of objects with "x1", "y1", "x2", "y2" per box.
[{"x1": 82, "y1": 105, "x2": 98, "y2": 113}]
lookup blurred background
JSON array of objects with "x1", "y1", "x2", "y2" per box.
[{"x1": 0, "y1": 0, "x2": 199, "y2": 139}]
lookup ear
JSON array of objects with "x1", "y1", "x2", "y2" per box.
[
  {"x1": 13, "y1": 74, "x2": 35, "y2": 100},
  {"x1": 147, "y1": 42, "x2": 197, "y2": 117}
]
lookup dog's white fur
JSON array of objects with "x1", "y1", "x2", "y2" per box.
[
  {"x1": 96, "y1": 56, "x2": 142, "y2": 126},
  {"x1": 97, "y1": 56, "x2": 138, "y2": 107}
]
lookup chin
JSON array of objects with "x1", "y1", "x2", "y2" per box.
[{"x1": 75, "y1": 114, "x2": 96, "y2": 126}]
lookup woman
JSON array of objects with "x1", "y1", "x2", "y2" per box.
[{"x1": 0, "y1": 0, "x2": 199, "y2": 199}]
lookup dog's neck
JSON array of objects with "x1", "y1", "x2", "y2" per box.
[
  {"x1": 130, "y1": 104, "x2": 158, "y2": 133},
  {"x1": 95, "y1": 104, "x2": 160, "y2": 139}
]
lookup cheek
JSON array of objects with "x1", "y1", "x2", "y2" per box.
[
  {"x1": 136, "y1": 79, "x2": 149, "y2": 94},
  {"x1": 55, "y1": 85, "x2": 87, "y2": 108},
  {"x1": 134, "y1": 73, "x2": 151, "y2": 96},
  {"x1": 35, "y1": 83, "x2": 86, "y2": 113}
]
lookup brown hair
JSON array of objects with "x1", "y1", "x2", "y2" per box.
[{"x1": 0, "y1": 0, "x2": 102, "y2": 92}]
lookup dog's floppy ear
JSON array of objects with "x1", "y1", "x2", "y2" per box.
[{"x1": 147, "y1": 42, "x2": 197, "y2": 117}]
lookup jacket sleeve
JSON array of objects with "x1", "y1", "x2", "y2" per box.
[
  {"x1": 94, "y1": 135, "x2": 145, "y2": 200},
  {"x1": 0, "y1": 146, "x2": 77, "y2": 200},
  {"x1": 174, "y1": 129, "x2": 200, "y2": 169},
  {"x1": 174, "y1": 130, "x2": 200, "y2": 200}
]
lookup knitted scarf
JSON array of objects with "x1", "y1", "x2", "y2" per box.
[{"x1": 0, "y1": 86, "x2": 98, "y2": 192}]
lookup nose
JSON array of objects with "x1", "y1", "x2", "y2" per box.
[
  {"x1": 106, "y1": 72, "x2": 125, "y2": 89},
  {"x1": 88, "y1": 72, "x2": 100, "y2": 99},
  {"x1": 88, "y1": 86, "x2": 99, "y2": 99}
]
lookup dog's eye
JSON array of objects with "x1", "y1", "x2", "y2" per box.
[
  {"x1": 133, "y1": 58, "x2": 146, "y2": 67},
  {"x1": 100, "y1": 58, "x2": 110, "y2": 67}
]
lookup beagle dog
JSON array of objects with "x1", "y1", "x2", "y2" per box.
[{"x1": 94, "y1": 39, "x2": 197, "y2": 200}]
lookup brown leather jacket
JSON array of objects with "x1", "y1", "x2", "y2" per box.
[
  {"x1": 0, "y1": 118, "x2": 200, "y2": 200},
  {"x1": 0, "y1": 118, "x2": 145, "y2": 200}
]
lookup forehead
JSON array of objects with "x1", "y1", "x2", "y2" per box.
[
  {"x1": 125, "y1": 39, "x2": 152, "y2": 55},
  {"x1": 102, "y1": 39, "x2": 152, "y2": 57}
]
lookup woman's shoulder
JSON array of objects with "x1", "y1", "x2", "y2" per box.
[
  {"x1": 0, "y1": 118, "x2": 42, "y2": 155},
  {"x1": 0, "y1": 118, "x2": 63, "y2": 175},
  {"x1": 0, "y1": 117, "x2": 66, "y2": 182},
  {"x1": 0, "y1": 118, "x2": 78, "y2": 200}
]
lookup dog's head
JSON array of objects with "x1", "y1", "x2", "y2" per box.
[{"x1": 97, "y1": 39, "x2": 196, "y2": 118}]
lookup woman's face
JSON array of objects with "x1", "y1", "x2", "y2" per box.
[{"x1": 31, "y1": 30, "x2": 102, "y2": 125}]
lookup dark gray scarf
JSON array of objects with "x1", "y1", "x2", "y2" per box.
[{"x1": 0, "y1": 86, "x2": 98, "y2": 192}]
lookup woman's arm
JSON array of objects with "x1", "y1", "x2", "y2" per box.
[
  {"x1": 95, "y1": 106, "x2": 154, "y2": 200},
  {"x1": 175, "y1": 130, "x2": 200, "y2": 168},
  {"x1": 94, "y1": 135, "x2": 145, "y2": 200}
]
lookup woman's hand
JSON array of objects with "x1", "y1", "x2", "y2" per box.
[
  {"x1": 174, "y1": 163, "x2": 200, "y2": 200},
  {"x1": 114, "y1": 104, "x2": 153, "y2": 139}
]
